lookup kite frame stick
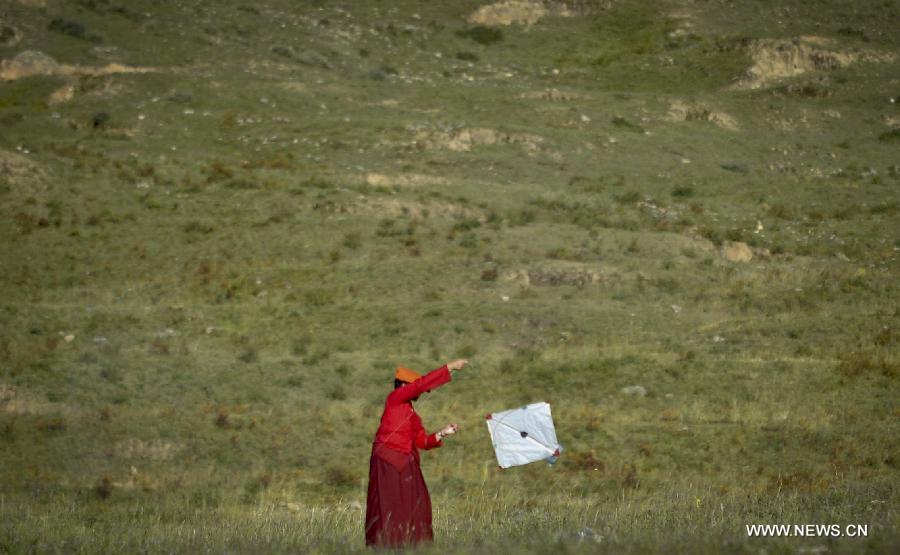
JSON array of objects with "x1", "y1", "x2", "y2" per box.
[{"x1": 489, "y1": 415, "x2": 558, "y2": 456}]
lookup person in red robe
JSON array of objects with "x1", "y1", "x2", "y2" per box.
[{"x1": 365, "y1": 359, "x2": 468, "y2": 548}]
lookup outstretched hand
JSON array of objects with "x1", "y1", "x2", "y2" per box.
[
  {"x1": 439, "y1": 423, "x2": 459, "y2": 439},
  {"x1": 447, "y1": 359, "x2": 469, "y2": 371}
]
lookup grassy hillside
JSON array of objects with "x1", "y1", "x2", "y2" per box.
[{"x1": 1, "y1": 0, "x2": 898, "y2": 552}]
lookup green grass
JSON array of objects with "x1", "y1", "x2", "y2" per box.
[{"x1": 1, "y1": 0, "x2": 899, "y2": 552}]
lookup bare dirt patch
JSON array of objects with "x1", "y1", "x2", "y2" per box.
[
  {"x1": 0, "y1": 149, "x2": 47, "y2": 195},
  {"x1": 667, "y1": 6, "x2": 697, "y2": 39},
  {"x1": 114, "y1": 438, "x2": 184, "y2": 461},
  {"x1": 0, "y1": 384, "x2": 15, "y2": 405},
  {"x1": 47, "y1": 83, "x2": 76, "y2": 105},
  {"x1": 278, "y1": 80, "x2": 308, "y2": 94},
  {"x1": 0, "y1": 50, "x2": 157, "y2": 81},
  {"x1": 519, "y1": 88, "x2": 589, "y2": 102},
  {"x1": 722, "y1": 241, "x2": 753, "y2": 263},
  {"x1": 311, "y1": 196, "x2": 481, "y2": 220},
  {"x1": 666, "y1": 100, "x2": 739, "y2": 131},
  {"x1": 364, "y1": 173, "x2": 448, "y2": 188},
  {"x1": 1, "y1": 384, "x2": 71, "y2": 416},
  {"x1": 468, "y1": 1, "x2": 550, "y2": 27},
  {"x1": 503, "y1": 262, "x2": 603, "y2": 287},
  {"x1": 467, "y1": 1, "x2": 596, "y2": 27},
  {"x1": 413, "y1": 127, "x2": 544, "y2": 155},
  {"x1": 732, "y1": 37, "x2": 896, "y2": 90}
]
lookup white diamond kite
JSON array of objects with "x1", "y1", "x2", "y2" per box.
[{"x1": 485, "y1": 402, "x2": 562, "y2": 469}]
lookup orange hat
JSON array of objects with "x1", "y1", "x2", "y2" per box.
[{"x1": 395, "y1": 366, "x2": 422, "y2": 383}]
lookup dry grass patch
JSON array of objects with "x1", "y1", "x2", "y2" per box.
[
  {"x1": 731, "y1": 37, "x2": 896, "y2": 90},
  {"x1": 363, "y1": 173, "x2": 447, "y2": 188},
  {"x1": 468, "y1": 1, "x2": 550, "y2": 28},
  {"x1": 412, "y1": 127, "x2": 544, "y2": 155},
  {"x1": 519, "y1": 88, "x2": 589, "y2": 102},
  {"x1": 1, "y1": 50, "x2": 157, "y2": 81},
  {"x1": 666, "y1": 100, "x2": 739, "y2": 131}
]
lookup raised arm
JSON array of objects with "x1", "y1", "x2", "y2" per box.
[
  {"x1": 388, "y1": 365, "x2": 451, "y2": 404},
  {"x1": 387, "y1": 359, "x2": 468, "y2": 405}
]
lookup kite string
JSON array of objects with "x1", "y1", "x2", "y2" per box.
[
  {"x1": 375, "y1": 365, "x2": 460, "y2": 451},
  {"x1": 372, "y1": 390, "x2": 437, "y2": 458}
]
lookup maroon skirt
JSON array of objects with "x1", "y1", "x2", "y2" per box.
[{"x1": 365, "y1": 446, "x2": 434, "y2": 548}]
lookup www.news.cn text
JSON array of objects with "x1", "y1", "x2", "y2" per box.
[{"x1": 746, "y1": 524, "x2": 868, "y2": 538}]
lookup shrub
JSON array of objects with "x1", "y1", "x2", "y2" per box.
[
  {"x1": 238, "y1": 348, "x2": 258, "y2": 364},
  {"x1": 874, "y1": 326, "x2": 894, "y2": 347},
  {"x1": 611, "y1": 116, "x2": 644, "y2": 133},
  {"x1": 342, "y1": 231, "x2": 362, "y2": 250},
  {"x1": 671, "y1": 186, "x2": 694, "y2": 198},
  {"x1": 869, "y1": 202, "x2": 898, "y2": 216},
  {"x1": 292, "y1": 335, "x2": 312, "y2": 356},
  {"x1": 94, "y1": 476, "x2": 113, "y2": 499},
  {"x1": 0, "y1": 26, "x2": 16, "y2": 45},
  {"x1": 272, "y1": 45, "x2": 293, "y2": 58},
  {"x1": 615, "y1": 191, "x2": 641, "y2": 204},
  {"x1": 149, "y1": 338, "x2": 170, "y2": 355},
  {"x1": 48, "y1": 18, "x2": 100, "y2": 42},
  {"x1": 569, "y1": 176, "x2": 606, "y2": 193},
  {"x1": 836, "y1": 350, "x2": 896, "y2": 378},
  {"x1": 203, "y1": 161, "x2": 233, "y2": 183},
  {"x1": 327, "y1": 385, "x2": 346, "y2": 400},
  {"x1": 241, "y1": 474, "x2": 270, "y2": 503},
  {"x1": 324, "y1": 463, "x2": 358, "y2": 488},
  {"x1": 302, "y1": 348, "x2": 331, "y2": 365},
  {"x1": 304, "y1": 289, "x2": 333, "y2": 307},
  {"x1": 481, "y1": 267, "x2": 498, "y2": 281},
  {"x1": 214, "y1": 410, "x2": 229, "y2": 428},
  {"x1": 699, "y1": 225, "x2": 723, "y2": 246},
  {"x1": 376, "y1": 218, "x2": 402, "y2": 237},
  {"x1": 878, "y1": 129, "x2": 900, "y2": 143},
  {"x1": 499, "y1": 348, "x2": 540, "y2": 374},
  {"x1": 2, "y1": 417, "x2": 16, "y2": 442},
  {"x1": 99, "y1": 366, "x2": 121, "y2": 383},
  {"x1": 506, "y1": 208, "x2": 536, "y2": 226},
  {"x1": 184, "y1": 221, "x2": 214, "y2": 234},
  {"x1": 456, "y1": 26, "x2": 503, "y2": 45},
  {"x1": 225, "y1": 178, "x2": 258, "y2": 190},
  {"x1": 458, "y1": 233, "x2": 479, "y2": 249},
  {"x1": 836, "y1": 26, "x2": 869, "y2": 41},
  {"x1": 452, "y1": 218, "x2": 481, "y2": 232},
  {"x1": 546, "y1": 246, "x2": 585, "y2": 261},
  {"x1": 725, "y1": 228, "x2": 745, "y2": 242},
  {"x1": 768, "y1": 204, "x2": 796, "y2": 220},
  {"x1": 189, "y1": 488, "x2": 221, "y2": 509},
  {"x1": 92, "y1": 112, "x2": 110, "y2": 129},
  {"x1": 39, "y1": 416, "x2": 67, "y2": 432}
]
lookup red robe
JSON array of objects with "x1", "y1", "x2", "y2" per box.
[{"x1": 365, "y1": 365, "x2": 451, "y2": 548}]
